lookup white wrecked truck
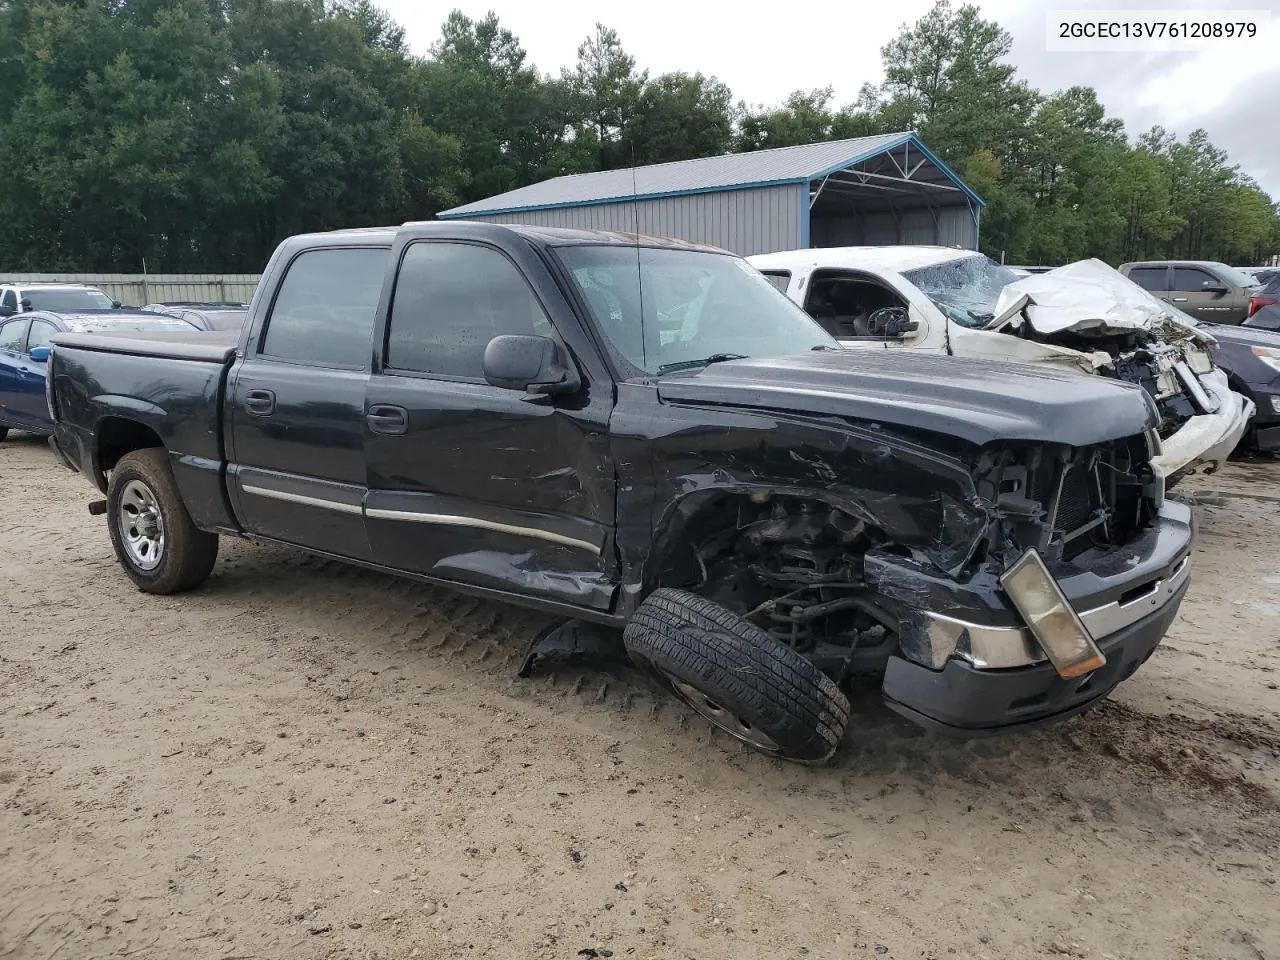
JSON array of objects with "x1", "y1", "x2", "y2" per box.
[{"x1": 748, "y1": 248, "x2": 1251, "y2": 480}]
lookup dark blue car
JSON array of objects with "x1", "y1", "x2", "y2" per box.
[{"x1": 0, "y1": 309, "x2": 199, "y2": 439}]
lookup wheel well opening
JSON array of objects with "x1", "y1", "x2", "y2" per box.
[
  {"x1": 97, "y1": 418, "x2": 164, "y2": 475},
  {"x1": 648, "y1": 491, "x2": 901, "y2": 675}
]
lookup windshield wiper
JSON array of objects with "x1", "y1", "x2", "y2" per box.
[
  {"x1": 967, "y1": 309, "x2": 995, "y2": 323},
  {"x1": 657, "y1": 353, "x2": 749, "y2": 374}
]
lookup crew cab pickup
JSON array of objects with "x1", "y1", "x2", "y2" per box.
[{"x1": 48, "y1": 223, "x2": 1193, "y2": 763}]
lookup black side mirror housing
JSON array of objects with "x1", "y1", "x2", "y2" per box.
[
  {"x1": 483, "y1": 334, "x2": 580, "y2": 396},
  {"x1": 19, "y1": 298, "x2": 32, "y2": 311},
  {"x1": 867, "y1": 306, "x2": 919, "y2": 338},
  {"x1": 112, "y1": 299, "x2": 123, "y2": 308}
]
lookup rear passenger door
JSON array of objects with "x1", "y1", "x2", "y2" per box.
[
  {"x1": 226, "y1": 244, "x2": 390, "y2": 560},
  {"x1": 362, "y1": 237, "x2": 617, "y2": 610}
]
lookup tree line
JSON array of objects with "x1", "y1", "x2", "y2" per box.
[{"x1": 0, "y1": 0, "x2": 1275, "y2": 273}]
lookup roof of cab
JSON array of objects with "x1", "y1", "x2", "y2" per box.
[
  {"x1": 291, "y1": 221, "x2": 731, "y2": 254},
  {"x1": 748, "y1": 245, "x2": 980, "y2": 274}
]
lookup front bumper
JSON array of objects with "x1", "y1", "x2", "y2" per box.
[
  {"x1": 1151, "y1": 368, "x2": 1252, "y2": 475},
  {"x1": 866, "y1": 500, "x2": 1193, "y2": 736},
  {"x1": 881, "y1": 577, "x2": 1187, "y2": 735}
]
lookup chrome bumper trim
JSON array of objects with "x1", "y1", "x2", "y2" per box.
[{"x1": 927, "y1": 553, "x2": 1190, "y2": 670}]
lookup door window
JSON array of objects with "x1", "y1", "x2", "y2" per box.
[
  {"x1": 0, "y1": 318, "x2": 27, "y2": 351},
  {"x1": 1126, "y1": 267, "x2": 1168, "y2": 291},
  {"x1": 1172, "y1": 267, "x2": 1218, "y2": 291},
  {"x1": 27, "y1": 320, "x2": 58, "y2": 352},
  {"x1": 386, "y1": 242, "x2": 552, "y2": 379},
  {"x1": 1, "y1": 290, "x2": 17, "y2": 311},
  {"x1": 260, "y1": 247, "x2": 390, "y2": 367}
]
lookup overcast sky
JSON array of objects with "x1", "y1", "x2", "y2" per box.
[{"x1": 379, "y1": 0, "x2": 1280, "y2": 198}]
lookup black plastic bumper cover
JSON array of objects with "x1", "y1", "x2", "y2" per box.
[{"x1": 881, "y1": 577, "x2": 1188, "y2": 736}]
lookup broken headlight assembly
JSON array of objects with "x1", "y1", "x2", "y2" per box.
[{"x1": 1000, "y1": 548, "x2": 1106, "y2": 680}]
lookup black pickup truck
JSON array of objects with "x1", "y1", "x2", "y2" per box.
[{"x1": 48, "y1": 223, "x2": 1193, "y2": 762}]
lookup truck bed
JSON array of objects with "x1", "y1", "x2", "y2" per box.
[{"x1": 48, "y1": 330, "x2": 239, "y2": 531}]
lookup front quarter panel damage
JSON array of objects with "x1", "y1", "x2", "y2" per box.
[{"x1": 609, "y1": 382, "x2": 992, "y2": 616}]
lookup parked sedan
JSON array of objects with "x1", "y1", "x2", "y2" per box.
[
  {"x1": 142, "y1": 304, "x2": 249, "y2": 331},
  {"x1": 0, "y1": 309, "x2": 198, "y2": 439}
]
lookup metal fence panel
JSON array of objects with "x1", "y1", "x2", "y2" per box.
[{"x1": 0, "y1": 272, "x2": 262, "y2": 306}]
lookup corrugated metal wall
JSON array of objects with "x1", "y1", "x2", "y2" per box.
[
  {"x1": 0, "y1": 273, "x2": 260, "y2": 306},
  {"x1": 470, "y1": 184, "x2": 805, "y2": 257},
  {"x1": 810, "y1": 204, "x2": 977, "y2": 249}
]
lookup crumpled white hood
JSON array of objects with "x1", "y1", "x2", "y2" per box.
[{"x1": 991, "y1": 258, "x2": 1215, "y2": 346}]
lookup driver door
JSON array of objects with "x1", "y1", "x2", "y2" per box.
[
  {"x1": 363, "y1": 238, "x2": 617, "y2": 610},
  {"x1": 801, "y1": 270, "x2": 925, "y2": 352}
]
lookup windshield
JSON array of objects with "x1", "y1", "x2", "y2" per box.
[
  {"x1": 901, "y1": 255, "x2": 1021, "y2": 328},
  {"x1": 556, "y1": 245, "x2": 837, "y2": 375},
  {"x1": 25, "y1": 288, "x2": 115, "y2": 311}
]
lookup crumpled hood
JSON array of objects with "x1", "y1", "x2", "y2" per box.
[
  {"x1": 655, "y1": 350, "x2": 1154, "y2": 448},
  {"x1": 990, "y1": 258, "x2": 1216, "y2": 347}
]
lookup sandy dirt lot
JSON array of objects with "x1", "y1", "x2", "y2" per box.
[{"x1": 2, "y1": 433, "x2": 1279, "y2": 960}]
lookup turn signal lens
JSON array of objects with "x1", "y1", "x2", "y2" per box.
[{"x1": 1000, "y1": 549, "x2": 1106, "y2": 680}]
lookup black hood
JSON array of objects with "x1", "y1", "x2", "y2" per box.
[{"x1": 655, "y1": 351, "x2": 1153, "y2": 448}]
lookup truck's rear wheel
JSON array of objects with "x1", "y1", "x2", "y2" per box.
[
  {"x1": 624, "y1": 588, "x2": 851, "y2": 763},
  {"x1": 107, "y1": 448, "x2": 218, "y2": 594}
]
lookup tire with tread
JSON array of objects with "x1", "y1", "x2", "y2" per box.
[
  {"x1": 624, "y1": 588, "x2": 850, "y2": 763},
  {"x1": 0, "y1": 427, "x2": 8, "y2": 442},
  {"x1": 107, "y1": 447, "x2": 218, "y2": 594}
]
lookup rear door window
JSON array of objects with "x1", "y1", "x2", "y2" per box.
[
  {"x1": 260, "y1": 247, "x2": 390, "y2": 367},
  {"x1": 385, "y1": 241, "x2": 552, "y2": 380},
  {"x1": 1126, "y1": 267, "x2": 1169, "y2": 291},
  {"x1": 1, "y1": 290, "x2": 17, "y2": 311}
]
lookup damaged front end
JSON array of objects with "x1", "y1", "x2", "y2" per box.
[
  {"x1": 988, "y1": 259, "x2": 1252, "y2": 478},
  {"x1": 657, "y1": 426, "x2": 1191, "y2": 736}
]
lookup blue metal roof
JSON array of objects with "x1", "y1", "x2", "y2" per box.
[{"x1": 438, "y1": 132, "x2": 983, "y2": 218}]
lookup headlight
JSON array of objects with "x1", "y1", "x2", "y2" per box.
[
  {"x1": 1000, "y1": 549, "x2": 1106, "y2": 680},
  {"x1": 1252, "y1": 346, "x2": 1280, "y2": 375},
  {"x1": 1270, "y1": 396, "x2": 1280, "y2": 416}
]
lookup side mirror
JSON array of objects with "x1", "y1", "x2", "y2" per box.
[
  {"x1": 1202, "y1": 281, "x2": 1228, "y2": 295},
  {"x1": 28, "y1": 346, "x2": 50, "y2": 363},
  {"x1": 19, "y1": 298, "x2": 32, "y2": 311},
  {"x1": 112, "y1": 300, "x2": 123, "y2": 308},
  {"x1": 483, "y1": 334, "x2": 580, "y2": 396},
  {"x1": 867, "y1": 306, "x2": 919, "y2": 338}
]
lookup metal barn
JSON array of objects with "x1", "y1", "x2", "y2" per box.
[{"x1": 436, "y1": 132, "x2": 984, "y2": 256}]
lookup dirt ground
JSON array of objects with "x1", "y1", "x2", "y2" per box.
[{"x1": 2, "y1": 434, "x2": 1279, "y2": 960}]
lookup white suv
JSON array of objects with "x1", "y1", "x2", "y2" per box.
[{"x1": 0, "y1": 283, "x2": 118, "y2": 316}]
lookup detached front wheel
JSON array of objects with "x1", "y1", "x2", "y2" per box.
[
  {"x1": 107, "y1": 448, "x2": 218, "y2": 594},
  {"x1": 624, "y1": 588, "x2": 851, "y2": 763}
]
